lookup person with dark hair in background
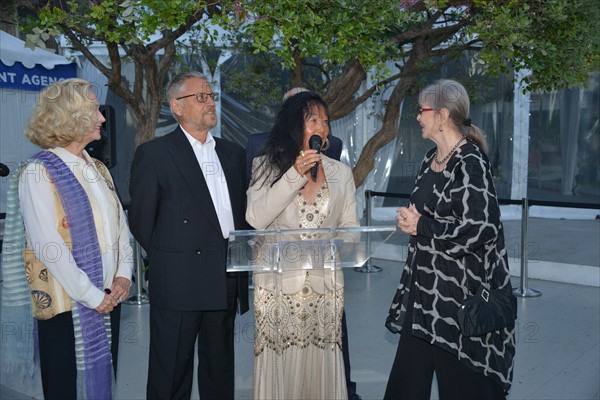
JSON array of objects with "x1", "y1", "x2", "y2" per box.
[
  {"x1": 1, "y1": 78, "x2": 132, "y2": 399},
  {"x1": 247, "y1": 91, "x2": 359, "y2": 399},
  {"x1": 245, "y1": 87, "x2": 360, "y2": 399},
  {"x1": 128, "y1": 71, "x2": 249, "y2": 399},
  {"x1": 384, "y1": 79, "x2": 516, "y2": 399}
]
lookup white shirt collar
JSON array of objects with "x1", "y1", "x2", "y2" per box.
[
  {"x1": 51, "y1": 147, "x2": 93, "y2": 166},
  {"x1": 181, "y1": 126, "x2": 215, "y2": 149}
]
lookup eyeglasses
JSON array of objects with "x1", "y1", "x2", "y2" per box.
[
  {"x1": 176, "y1": 92, "x2": 220, "y2": 102},
  {"x1": 418, "y1": 107, "x2": 437, "y2": 115}
]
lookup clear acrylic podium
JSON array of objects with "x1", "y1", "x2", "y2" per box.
[{"x1": 227, "y1": 226, "x2": 395, "y2": 399}]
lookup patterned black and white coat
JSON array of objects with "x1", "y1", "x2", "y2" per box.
[{"x1": 386, "y1": 140, "x2": 516, "y2": 392}]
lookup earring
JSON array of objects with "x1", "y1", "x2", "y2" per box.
[
  {"x1": 320, "y1": 137, "x2": 330, "y2": 151},
  {"x1": 439, "y1": 127, "x2": 444, "y2": 132}
]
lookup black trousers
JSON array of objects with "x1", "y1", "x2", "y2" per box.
[
  {"x1": 341, "y1": 310, "x2": 357, "y2": 396},
  {"x1": 384, "y1": 331, "x2": 506, "y2": 400},
  {"x1": 147, "y1": 299, "x2": 237, "y2": 400},
  {"x1": 37, "y1": 306, "x2": 121, "y2": 400}
]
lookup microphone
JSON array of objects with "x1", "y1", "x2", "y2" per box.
[
  {"x1": 0, "y1": 162, "x2": 10, "y2": 177},
  {"x1": 308, "y1": 135, "x2": 322, "y2": 180}
]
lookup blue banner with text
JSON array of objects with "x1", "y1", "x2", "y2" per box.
[{"x1": 0, "y1": 60, "x2": 77, "y2": 91}]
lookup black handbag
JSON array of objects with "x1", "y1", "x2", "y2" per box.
[{"x1": 456, "y1": 283, "x2": 518, "y2": 337}]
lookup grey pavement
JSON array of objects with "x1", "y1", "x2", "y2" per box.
[
  {"x1": 1, "y1": 217, "x2": 599, "y2": 399},
  {"x1": 502, "y1": 217, "x2": 599, "y2": 267}
]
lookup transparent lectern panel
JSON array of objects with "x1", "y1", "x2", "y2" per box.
[
  {"x1": 227, "y1": 226, "x2": 396, "y2": 272},
  {"x1": 233, "y1": 226, "x2": 396, "y2": 399}
]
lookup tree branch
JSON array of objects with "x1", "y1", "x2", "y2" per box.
[
  {"x1": 145, "y1": 7, "x2": 206, "y2": 55},
  {"x1": 323, "y1": 58, "x2": 367, "y2": 119},
  {"x1": 157, "y1": 38, "x2": 176, "y2": 81}
]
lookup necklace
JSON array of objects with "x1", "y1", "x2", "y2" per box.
[{"x1": 433, "y1": 135, "x2": 466, "y2": 165}]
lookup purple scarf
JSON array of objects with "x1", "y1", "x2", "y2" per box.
[{"x1": 33, "y1": 151, "x2": 112, "y2": 399}]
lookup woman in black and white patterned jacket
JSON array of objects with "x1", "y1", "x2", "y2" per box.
[{"x1": 384, "y1": 79, "x2": 516, "y2": 400}]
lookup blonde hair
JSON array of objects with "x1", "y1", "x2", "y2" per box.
[
  {"x1": 25, "y1": 78, "x2": 99, "y2": 149},
  {"x1": 419, "y1": 79, "x2": 488, "y2": 152}
]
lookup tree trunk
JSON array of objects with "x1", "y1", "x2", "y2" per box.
[
  {"x1": 352, "y1": 75, "x2": 418, "y2": 187},
  {"x1": 291, "y1": 48, "x2": 303, "y2": 87},
  {"x1": 324, "y1": 59, "x2": 367, "y2": 120},
  {"x1": 132, "y1": 100, "x2": 162, "y2": 147}
]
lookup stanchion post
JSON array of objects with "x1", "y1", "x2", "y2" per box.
[
  {"x1": 354, "y1": 189, "x2": 382, "y2": 273},
  {"x1": 125, "y1": 239, "x2": 150, "y2": 305},
  {"x1": 513, "y1": 197, "x2": 542, "y2": 298}
]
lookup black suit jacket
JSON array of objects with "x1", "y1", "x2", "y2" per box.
[
  {"x1": 245, "y1": 131, "x2": 343, "y2": 182},
  {"x1": 129, "y1": 128, "x2": 249, "y2": 313}
]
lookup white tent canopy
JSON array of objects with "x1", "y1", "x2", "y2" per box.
[{"x1": 1, "y1": 30, "x2": 76, "y2": 68}]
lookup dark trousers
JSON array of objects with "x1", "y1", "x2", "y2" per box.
[
  {"x1": 384, "y1": 332, "x2": 506, "y2": 400},
  {"x1": 147, "y1": 302, "x2": 237, "y2": 400},
  {"x1": 37, "y1": 306, "x2": 121, "y2": 400},
  {"x1": 341, "y1": 310, "x2": 357, "y2": 396}
]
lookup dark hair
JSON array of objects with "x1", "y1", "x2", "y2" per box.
[
  {"x1": 419, "y1": 79, "x2": 488, "y2": 152},
  {"x1": 252, "y1": 91, "x2": 329, "y2": 187}
]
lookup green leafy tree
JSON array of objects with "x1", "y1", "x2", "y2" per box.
[
  {"x1": 234, "y1": 0, "x2": 600, "y2": 186},
  {"x1": 20, "y1": 0, "x2": 599, "y2": 186},
  {"x1": 19, "y1": 0, "x2": 236, "y2": 145}
]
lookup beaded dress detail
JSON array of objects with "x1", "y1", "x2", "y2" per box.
[{"x1": 253, "y1": 182, "x2": 347, "y2": 399}]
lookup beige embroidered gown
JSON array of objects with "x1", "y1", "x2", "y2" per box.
[{"x1": 253, "y1": 183, "x2": 348, "y2": 400}]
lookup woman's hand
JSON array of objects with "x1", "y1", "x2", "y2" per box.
[
  {"x1": 294, "y1": 149, "x2": 321, "y2": 176},
  {"x1": 396, "y1": 204, "x2": 421, "y2": 236},
  {"x1": 111, "y1": 277, "x2": 132, "y2": 305},
  {"x1": 95, "y1": 293, "x2": 118, "y2": 314}
]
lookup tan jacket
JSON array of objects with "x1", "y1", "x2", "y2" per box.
[{"x1": 246, "y1": 155, "x2": 359, "y2": 294}]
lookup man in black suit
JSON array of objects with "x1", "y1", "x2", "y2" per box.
[
  {"x1": 245, "y1": 88, "x2": 361, "y2": 400},
  {"x1": 129, "y1": 71, "x2": 248, "y2": 400}
]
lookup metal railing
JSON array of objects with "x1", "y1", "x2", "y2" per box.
[
  {"x1": 354, "y1": 190, "x2": 409, "y2": 273},
  {"x1": 124, "y1": 239, "x2": 150, "y2": 305}
]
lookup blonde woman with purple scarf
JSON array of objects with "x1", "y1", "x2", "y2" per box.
[{"x1": 1, "y1": 79, "x2": 132, "y2": 399}]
